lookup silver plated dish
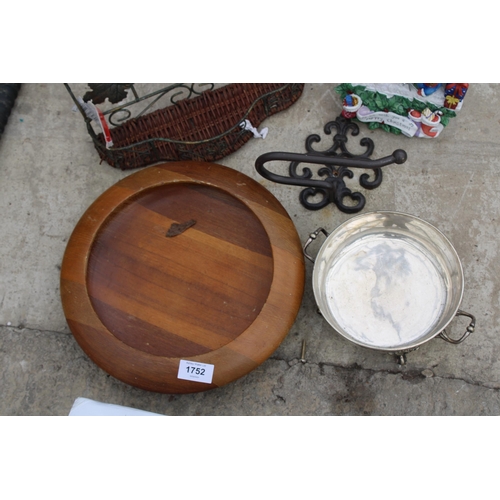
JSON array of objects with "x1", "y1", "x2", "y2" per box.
[{"x1": 303, "y1": 211, "x2": 475, "y2": 364}]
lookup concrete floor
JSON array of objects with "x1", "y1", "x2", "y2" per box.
[{"x1": 1, "y1": 83, "x2": 499, "y2": 416}]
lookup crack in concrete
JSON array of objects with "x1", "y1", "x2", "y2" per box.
[
  {"x1": 0, "y1": 324, "x2": 70, "y2": 336},
  {"x1": 268, "y1": 355, "x2": 500, "y2": 393},
  {"x1": 3, "y1": 327, "x2": 498, "y2": 395},
  {"x1": 455, "y1": 171, "x2": 475, "y2": 213}
]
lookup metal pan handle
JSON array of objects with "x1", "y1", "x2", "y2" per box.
[
  {"x1": 439, "y1": 310, "x2": 476, "y2": 344},
  {"x1": 303, "y1": 228, "x2": 329, "y2": 263}
]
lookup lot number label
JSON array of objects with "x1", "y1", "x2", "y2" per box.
[{"x1": 177, "y1": 360, "x2": 214, "y2": 384}]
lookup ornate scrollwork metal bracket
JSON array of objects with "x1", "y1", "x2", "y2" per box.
[
  {"x1": 66, "y1": 83, "x2": 215, "y2": 127},
  {"x1": 255, "y1": 115, "x2": 407, "y2": 214}
]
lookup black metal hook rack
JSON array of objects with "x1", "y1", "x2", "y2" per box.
[{"x1": 255, "y1": 115, "x2": 408, "y2": 214}]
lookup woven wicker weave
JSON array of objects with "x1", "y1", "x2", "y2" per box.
[{"x1": 91, "y1": 83, "x2": 304, "y2": 170}]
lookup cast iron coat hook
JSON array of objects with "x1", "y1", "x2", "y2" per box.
[
  {"x1": 255, "y1": 149, "x2": 407, "y2": 214},
  {"x1": 255, "y1": 115, "x2": 407, "y2": 213}
]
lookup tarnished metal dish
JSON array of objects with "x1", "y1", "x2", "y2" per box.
[{"x1": 304, "y1": 211, "x2": 475, "y2": 363}]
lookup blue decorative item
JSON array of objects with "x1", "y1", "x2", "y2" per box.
[{"x1": 414, "y1": 84, "x2": 442, "y2": 96}]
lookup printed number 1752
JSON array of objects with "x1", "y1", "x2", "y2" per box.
[
  {"x1": 186, "y1": 366, "x2": 205, "y2": 376},
  {"x1": 177, "y1": 360, "x2": 214, "y2": 384}
]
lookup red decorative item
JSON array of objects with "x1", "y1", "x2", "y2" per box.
[
  {"x1": 444, "y1": 84, "x2": 469, "y2": 110},
  {"x1": 341, "y1": 94, "x2": 362, "y2": 119},
  {"x1": 341, "y1": 110, "x2": 357, "y2": 119}
]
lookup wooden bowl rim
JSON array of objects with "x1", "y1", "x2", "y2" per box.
[{"x1": 60, "y1": 161, "x2": 305, "y2": 393}]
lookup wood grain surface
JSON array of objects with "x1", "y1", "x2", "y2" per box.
[{"x1": 60, "y1": 162, "x2": 305, "y2": 393}]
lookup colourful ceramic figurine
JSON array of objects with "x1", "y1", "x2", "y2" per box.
[
  {"x1": 341, "y1": 93, "x2": 362, "y2": 119},
  {"x1": 335, "y1": 83, "x2": 469, "y2": 139},
  {"x1": 420, "y1": 108, "x2": 443, "y2": 138},
  {"x1": 444, "y1": 83, "x2": 469, "y2": 110},
  {"x1": 414, "y1": 84, "x2": 442, "y2": 97},
  {"x1": 407, "y1": 108, "x2": 444, "y2": 138}
]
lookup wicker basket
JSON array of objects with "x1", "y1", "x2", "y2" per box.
[{"x1": 90, "y1": 83, "x2": 304, "y2": 170}]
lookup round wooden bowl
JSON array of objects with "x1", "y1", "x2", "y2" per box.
[{"x1": 60, "y1": 161, "x2": 305, "y2": 393}]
